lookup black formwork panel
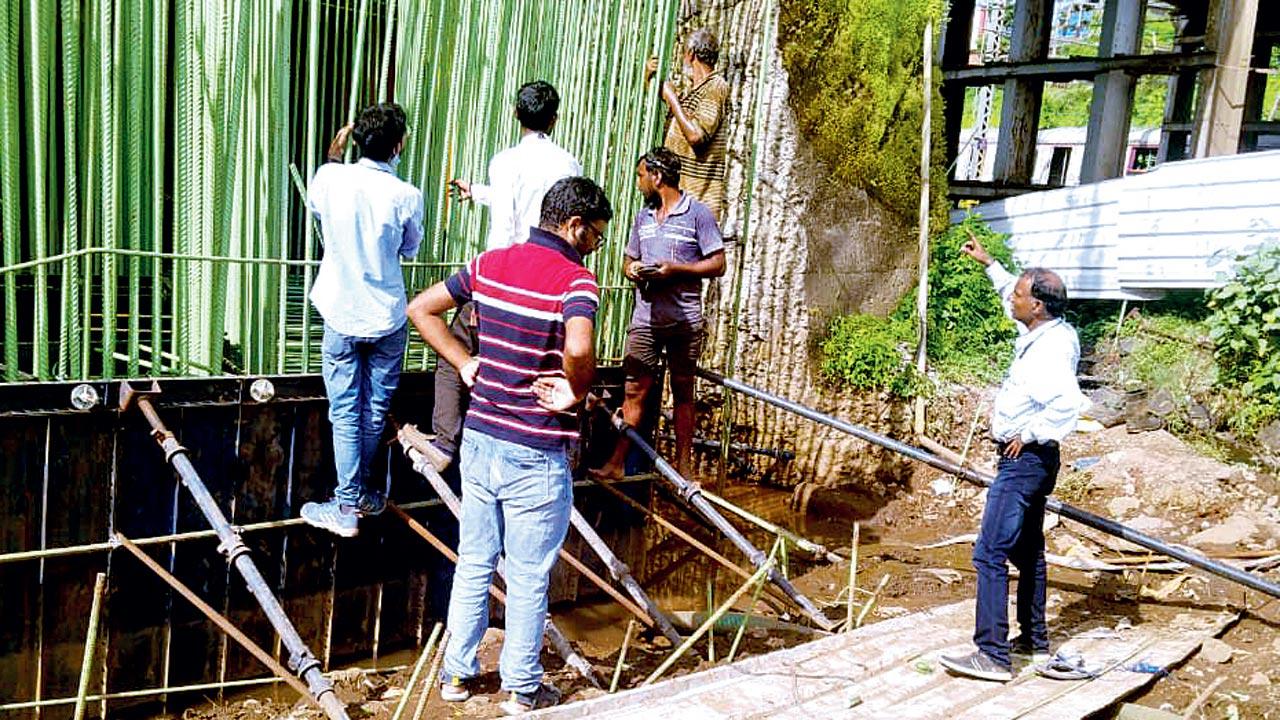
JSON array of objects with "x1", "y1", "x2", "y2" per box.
[{"x1": 0, "y1": 368, "x2": 634, "y2": 716}]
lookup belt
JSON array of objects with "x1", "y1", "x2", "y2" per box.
[{"x1": 996, "y1": 438, "x2": 1058, "y2": 452}]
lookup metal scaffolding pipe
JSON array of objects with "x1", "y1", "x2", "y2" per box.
[
  {"x1": 394, "y1": 429, "x2": 603, "y2": 687},
  {"x1": 600, "y1": 411, "x2": 837, "y2": 631},
  {"x1": 697, "y1": 368, "x2": 1280, "y2": 601},
  {"x1": 120, "y1": 381, "x2": 349, "y2": 720}
]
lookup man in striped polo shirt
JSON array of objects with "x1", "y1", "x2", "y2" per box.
[
  {"x1": 406, "y1": 177, "x2": 611, "y2": 714},
  {"x1": 594, "y1": 147, "x2": 725, "y2": 481}
]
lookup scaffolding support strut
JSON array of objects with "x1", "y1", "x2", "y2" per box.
[{"x1": 119, "y1": 381, "x2": 350, "y2": 720}]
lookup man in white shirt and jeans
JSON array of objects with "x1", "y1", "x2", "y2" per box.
[
  {"x1": 939, "y1": 237, "x2": 1087, "y2": 682},
  {"x1": 416, "y1": 81, "x2": 581, "y2": 471},
  {"x1": 301, "y1": 103, "x2": 423, "y2": 538}
]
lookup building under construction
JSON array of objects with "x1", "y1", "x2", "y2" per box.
[{"x1": 3, "y1": 0, "x2": 1280, "y2": 718}]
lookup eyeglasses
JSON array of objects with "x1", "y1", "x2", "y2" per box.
[{"x1": 584, "y1": 222, "x2": 608, "y2": 245}]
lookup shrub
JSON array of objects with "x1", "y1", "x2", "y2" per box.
[
  {"x1": 818, "y1": 313, "x2": 926, "y2": 397},
  {"x1": 894, "y1": 213, "x2": 1019, "y2": 383},
  {"x1": 1206, "y1": 242, "x2": 1280, "y2": 435}
]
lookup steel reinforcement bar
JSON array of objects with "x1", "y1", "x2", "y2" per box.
[{"x1": 697, "y1": 367, "x2": 1280, "y2": 600}]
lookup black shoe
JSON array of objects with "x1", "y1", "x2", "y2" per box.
[
  {"x1": 499, "y1": 683, "x2": 561, "y2": 714},
  {"x1": 939, "y1": 650, "x2": 1013, "y2": 682},
  {"x1": 1010, "y1": 637, "x2": 1051, "y2": 664},
  {"x1": 355, "y1": 489, "x2": 387, "y2": 517}
]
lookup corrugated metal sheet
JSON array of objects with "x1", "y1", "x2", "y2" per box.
[
  {"x1": 1118, "y1": 151, "x2": 1280, "y2": 289},
  {"x1": 953, "y1": 150, "x2": 1280, "y2": 300}
]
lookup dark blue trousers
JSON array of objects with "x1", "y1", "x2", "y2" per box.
[{"x1": 972, "y1": 442, "x2": 1059, "y2": 666}]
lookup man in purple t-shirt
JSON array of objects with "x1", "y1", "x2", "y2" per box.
[{"x1": 594, "y1": 147, "x2": 725, "y2": 480}]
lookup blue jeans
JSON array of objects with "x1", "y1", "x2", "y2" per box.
[
  {"x1": 321, "y1": 322, "x2": 407, "y2": 506},
  {"x1": 442, "y1": 430, "x2": 572, "y2": 694},
  {"x1": 972, "y1": 442, "x2": 1059, "y2": 666}
]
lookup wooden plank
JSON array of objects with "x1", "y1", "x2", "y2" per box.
[
  {"x1": 943, "y1": 52, "x2": 1216, "y2": 85},
  {"x1": 106, "y1": 413, "x2": 177, "y2": 696},
  {"x1": 166, "y1": 405, "x2": 239, "y2": 691},
  {"x1": 536, "y1": 601, "x2": 1232, "y2": 720}
]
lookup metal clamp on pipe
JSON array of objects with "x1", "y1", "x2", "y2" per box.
[{"x1": 120, "y1": 381, "x2": 351, "y2": 720}]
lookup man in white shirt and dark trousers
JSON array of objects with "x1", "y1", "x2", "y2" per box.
[
  {"x1": 300, "y1": 103, "x2": 424, "y2": 538},
  {"x1": 939, "y1": 237, "x2": 1088, "y2": 683},
  {"x1": 415, "y1": 80, "x2": 582, "y2": 471}
]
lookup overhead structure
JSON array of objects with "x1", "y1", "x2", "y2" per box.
[{"x1": 942, "y1": 0, "x2": 1280, "y2": 201}]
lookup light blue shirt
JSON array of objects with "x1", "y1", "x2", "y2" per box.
[
  {"x1": 307, "y1": 158, "x2": 424, "y2": 338},
  {"x1": 986, "y1": 262, "x2": 1089, "y2": 444}
]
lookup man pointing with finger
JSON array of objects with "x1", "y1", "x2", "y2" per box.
[
  {"x1": 407, "y1": 176, "x2": 611, "y2": 714},
  {"x1": 939, "y1": 237, "x2": 1088, "y2": 683}
]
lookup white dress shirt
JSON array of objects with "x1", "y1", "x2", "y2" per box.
[
  {"x1": 470, "y1": 132, "x2": 581, "y2": 251},
  {"x1": 307, "y1": 158, "x2": 424, "y2": 338},
  {"x1": 987, "y1": 262, "x2": 1089, "y2": 444}
]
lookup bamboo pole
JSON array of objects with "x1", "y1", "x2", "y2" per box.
[
  {"x1": 397, "y1": 425, "x2": 665, "y2": 635},
  {"x1": 114, "y1": 533, "x2": 320, "y2": 710},
  {"x1": 700, "y1": 488, "x2": 844, "y2": 563},
  {"x1": 912, "y1": 20, "x2": 935, "y2": 437},
  {"x1": 609, "y1": 619, "x2": 637, "y2": 693},
  {"x1": 72, "y1": 573, "x2": 107, "y2": 720},
  {"x1": 844, "y1": 522, "x2": 860, "y2": 632},
  {"x1": 411, "y1": 629, "x2": 450, "y2": 720},
  {"x1": 589, "y1": 476, "x2": 796, "y2": 612},
  {"x1": 389, "y1": 623, "x2": 442, "y2": 720},
  {"x1": 643, "y1": 556, "x2": 777, "y2": 686}
]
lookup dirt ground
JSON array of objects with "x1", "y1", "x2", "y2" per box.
[{"x1": 172, "y1": 420, "x2": 1280, "y2": 720}]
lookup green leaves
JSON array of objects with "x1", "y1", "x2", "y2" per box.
[{"x1": 1206, "y1": 242, "x2": 1280, "y2": 420}]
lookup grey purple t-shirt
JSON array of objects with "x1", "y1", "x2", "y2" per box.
[{"x1": 625, "y1": 192, "x2": 724, "y2": 328}]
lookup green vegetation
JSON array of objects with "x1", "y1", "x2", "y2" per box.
[
  {"x1": 1207, "y1": 243, "x2": 1280, "y2": 437},
  {"x1": 818, "y1": 215, "x2": 1017, "y2": 394},
  {"x1": 892, "y1": 214, "x2": 1019, "y2": 383},
  {"x1": 779, "y1": 0, "x2": 948, "y2": 225}
]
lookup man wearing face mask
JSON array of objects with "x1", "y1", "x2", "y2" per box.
[
  {"x1": 300, "y1": 102, "x2": 423, "y2": 538},
  {"x1": 939, "y1": 238, "x2": 1088, "y2": 682},
  {"x1": 645, "y1": 28, "x2": 729, "y2": 222}
]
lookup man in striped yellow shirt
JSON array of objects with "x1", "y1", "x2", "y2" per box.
[{"x1": 646, "y1": 28, "x2": 730, "y2": 222}]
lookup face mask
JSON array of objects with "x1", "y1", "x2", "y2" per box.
[
  {"x1": 387, "y1": 152, "x2": 401, "y2": 174},
  {"x1": 683, "y1": 63, "x2": 694, "y2": 77}
]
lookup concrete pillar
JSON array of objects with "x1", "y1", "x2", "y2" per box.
[
  {"x1": 993, "y1": 0, "x2": 1054, "y2": 184},
  {"x1": 1080, "y1": 0, "x2": 1147, "y2": 183},
  {"x1": 1190, "y1": 0, "x2": 1260, "y2": 157},
  {"x1": 940, "y1": 0, "x2": 976, "y2": 181}
]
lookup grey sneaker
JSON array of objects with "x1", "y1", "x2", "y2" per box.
[
  {"x1": 939, "y1": 650, "x2": 1013, "y2": 682},
  {"x1": 499, "y1": 683, "x2": 561, "y2": 714},
  {"x1": 355, "y1": 489, "x2": 387, "y2": 517},
  {"x1": 300, "y1": 499, "x2": 359, "y2": 538},
  {"x1": 439, "y1": 673, "x2": 473, "y2": 702}
]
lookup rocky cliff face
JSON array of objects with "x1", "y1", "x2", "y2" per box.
[{"x1": 677, "y1": 0, "x2": 920, "y2": 487}]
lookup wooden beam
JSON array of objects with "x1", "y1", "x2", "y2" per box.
[
  {"x1": 1081, "y1": 0, "x2": 1148, "y2": 183},
  {"x1": 993, "y1": 0, "x2": 1055, "y2": 184},
  {"x1": 942, "y1": 51, "x2": 1216, "y2": 85},
  {"x1": 1191, "y1": 0, "x2": 1261, "y2": 156},
  {"x1": 946, "y1": 180, "x2": 1054, "y2": 201}
]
